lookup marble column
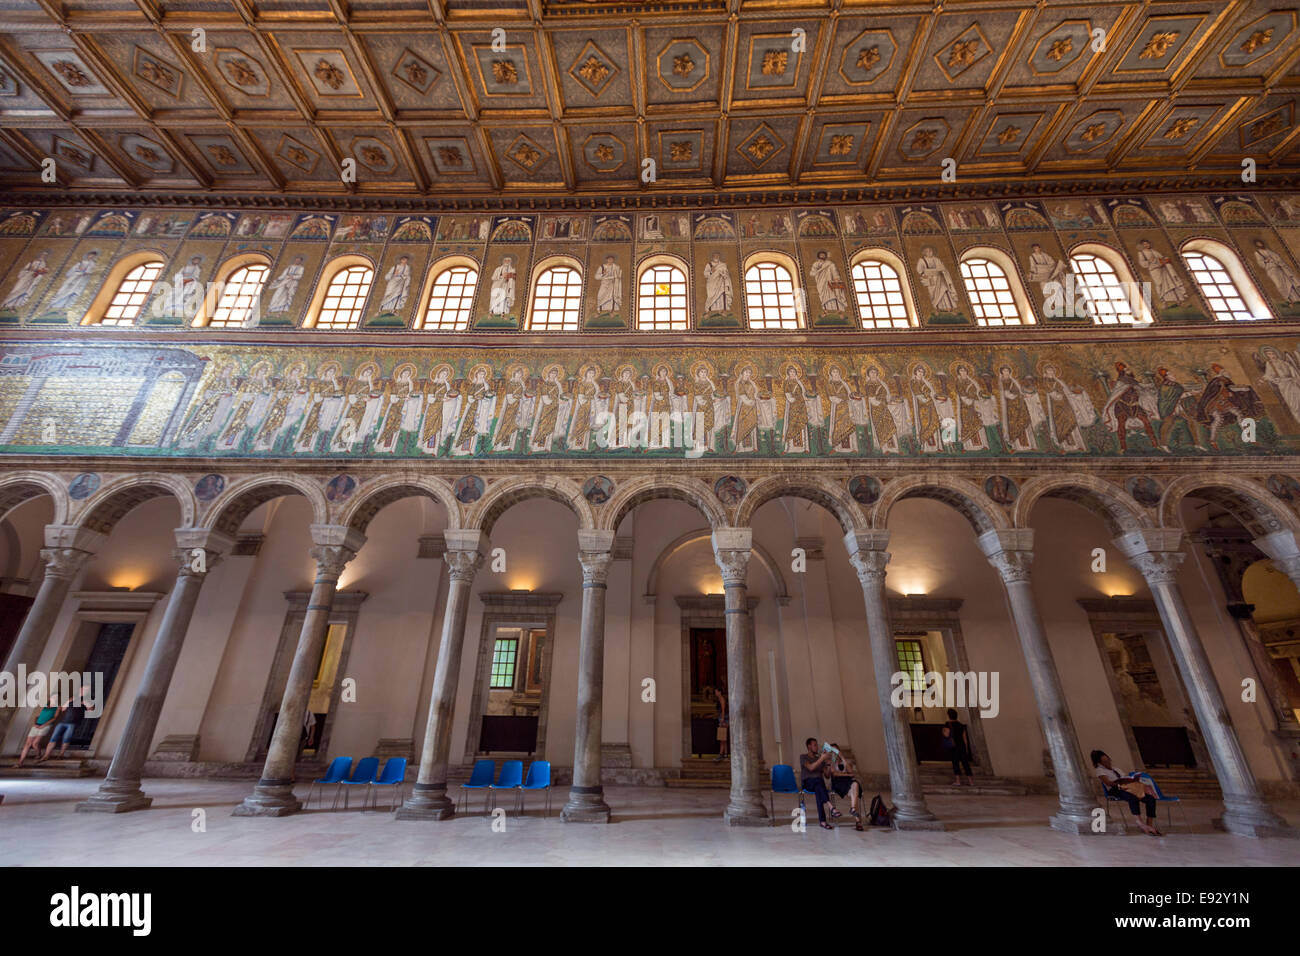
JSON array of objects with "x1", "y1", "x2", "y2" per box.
[
  {"x1": 1116, "y1": 529, "x2": 1296, "y2": 838},
  {"x1": 1253, "y1": 530, "x2": 1300, "y2": 593},
  {"x1": 233, "y1": 524, "x2": 364, "y2": 817},
  {"x1": 78, "y1": 529, "x2": 233, "y2": 813},
  {"x1": 713, "y1": 527, "x2": 768, "y2": 826},
  {"x1": 845, "y1": 531, "x2": 942, "y2": 830},
  {"x1": 977, "y1": 528, "x2": 1101, "y2": 834},
  {"x1": 562, "y1": 530, "x2": 615, "y2": 823},
  {"x1": 0, "y1": 524, "x2": 103, "y2": 746},
  {"x1": 397, "y1": 529, "x2": 486, "y2": 821}
]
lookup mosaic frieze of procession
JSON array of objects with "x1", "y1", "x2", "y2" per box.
[
  {"x1": 1, "y1": 194, "x2": 1300, "y2": 329},
  {"x1": 5, "y1": 338, "x2": 1300, "y2": 461}
]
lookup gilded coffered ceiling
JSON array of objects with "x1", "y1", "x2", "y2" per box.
[{"x1": 1, "y1": 0, "x2": 1299, "y2": 205}]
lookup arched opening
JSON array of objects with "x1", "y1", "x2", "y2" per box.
[
  {"x1": 416, "y1": 255, "x2": 479, "y2": 331},
  {"x1": 82, "y1": 251, "x2": 166, "y2": 326},
  {"x1": 303, "y1": 255, "x2": 375, "y2": 330},
  {"x1": 958, "y1": 246, "x2": 1036, "y2": 326}
]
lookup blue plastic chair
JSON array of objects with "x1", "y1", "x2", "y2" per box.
[
  {"x1": 488, "y1": 760, "x2": 524, "y2": 814},
  {"x1": 1137, "y1": 772, "x2": 1189, "y2": 831},
  {"x1": 306, "y1": 756, "x2": 353, "y2": 810},
  {"x1": 335, "y1": 756, "x2": 379, "y2": 810},
  {"x1": 369, "y1": 757, "x2": 408, "y2": 811},
  {"x1": 520, "y1": 761, "x2": 552, "y2": 817},
  {"x1": 770, "y1": 764, "x2": 814, "y2": 827},
  {"x1": 459, "y1": 759, "x2": 497, "y2": 814}
]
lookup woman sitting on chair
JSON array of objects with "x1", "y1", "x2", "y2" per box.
[{"x1": 1091, "y1": 749, "x2": 1162, "y2": 836}]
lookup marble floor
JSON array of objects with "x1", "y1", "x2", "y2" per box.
[{"x1": 2, "y1": 778, "x2": 1299, "y2": 866}]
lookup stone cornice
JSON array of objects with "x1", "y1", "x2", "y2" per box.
[{"x1": 3, "y1": 176, "x2": 1299, "y2": 212}]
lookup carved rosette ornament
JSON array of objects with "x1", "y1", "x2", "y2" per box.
[
  {"x1": 310, "y1": 544, "x2": 356, "y2": 583},
  {"x1": 578, "y1": 549, "x2": 614, "y2": 588},
  {"x1": 713, "y1": 548, "x2": 751, "y2": 587},
  {"x1": 443, "y1": 548, "x2": 484, "y2": 583},
  {"x1": 985, "y1": 548, "x2": 1034, "y2": 585},
  {"x1": 39, "y1": 547, "x2": 93, "y2": 581},
  {"x1": 848, "y1": 549, "x2": 889, "y2": 585},
  {"x1": 1128, "y1": 549, "x2": 1184, "y2": 586}
]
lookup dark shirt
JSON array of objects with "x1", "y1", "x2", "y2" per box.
[
  {"x1": 945, "y1": 720, "x2": 967, "y2": 754},
  {"x1": 58, "y1": 703, "x2": 86, "y2": 725},
  {"x1": 799, "y1": 752, "x2": 823, "y2": 781}
]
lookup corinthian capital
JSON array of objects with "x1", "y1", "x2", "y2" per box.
[
  {"x1": 171, "y1": 547, "x2": 223, "y2": 579},
  {"x1": 848, "y1": 549, "x2": 890, "y2": 585},
  {"x1": 444, "y1": 548, "x2": 484, "y2": 582},
  {"x1": 985, "y1": 548, "x2": 1034, "y2": 584},
  {"x1": 579, "y1": 549, "x2": 614, "y2": 587},
  {"x1": 310, "y1": 544, "x2": 357, "y2": 582},
  {"x1": 1127, "y1": 549, "x2": 1185, "y2": 586},
  {"x1": 38, "y1": 547, "x2": 92, "y2": 581},
  {"x1": 714, "y1": 547, "x2": 751, "y2": 587}
]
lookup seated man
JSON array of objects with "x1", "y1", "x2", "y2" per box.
[
  {"x1": 799, "y1": 737, "x2": 835, "y2": 830},
  {"x1": 824, "y1": 742, "x2": 863, "y2": 830}
]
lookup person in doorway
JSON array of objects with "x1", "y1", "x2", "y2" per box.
[
  {"x1": 1091, "y1": 749, "x2": 1162, "y2": 836},
  {"x1": 713, "y1": 685, "x2": 729, "y2": 761},
  {"x1": 799, "y1": 737, "x2": 836, "y2": 830},
  {"x1": 41, "y1": 684, "x2": 91, "y2": 761},
  {"x1": 825, "y1": 742, "x2": 863, "y2": 829},
  {"x1": 16, "y1": 694, "x2": 61, "y2": 767},
  {"x1": 943, "y1": 707, "x2": 974, "y2": 786}
]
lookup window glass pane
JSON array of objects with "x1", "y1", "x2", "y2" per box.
[
  {"x1": 1067, "y1": 253, "x2": 1139, "y2": 325},
  {"x1": 851, "y1": 259, "x2": 912, "y2": 328},
  {"x1": 528, "y1": 266, "x2": 583, "y2": 331},
  {"x1": 316, "y1": 265, "x2": 373, "y2": 330},
  {"x1": 420, "y1": 266, "x2": 478, "y2": 331},
  {"x1": 637, "y1": 264, "x2": 688, "y2": 330},
  {"x1": 490, "y1": 638, "x2": 518, "y2": 689},
  {"x1": 744, "y1": 261, "x2": 800, "y2": 329},
  {"x1": 1183, "y1": 251, "x2": 1255, "y2": 321},
  {"x1": 101, "y1": 261, "x2": 164, "y2": 325},
  {"x1": 895, "y1": 640, "x2": 925, "y2": 691},
  {"x1": 959, "y1": 257, "x2": 1022, "y2": 326},
  {"x1": 209, "y1": 263, "x2": 270, "y2": 327}
]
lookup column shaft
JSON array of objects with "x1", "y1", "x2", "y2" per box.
[
  {"x1": 713, "y1": 528, "x2": 767, "y2": 827},
  {"x1": 561, "y1": 539, "x2": 613, "y2": 823},
  {"x1": 398, "y1": 544, "x2": 481, "y2": 821},
  {"x1": 849, "y1": 542, "x2": 942, "y2": 830},
  {"x1": 0, "y1": 548, "x2": 91, "y2": 745},
  {"x1": 78, "y1": 549, "x2": 213, "y2": 813},
  {"x1": 1001, "y1": 575, "x2": 1101, "y2": 832},
  {"x1": 1147, "y1": 571, "x2": 1295, "y2": 837},
  {"x1": 234, "y1": 537, "x2": 357, "y2": 818}
]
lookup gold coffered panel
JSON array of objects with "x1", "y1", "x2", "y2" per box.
[{"x1": 0, "y1": 1, "x2": 1295, "y2": 198}]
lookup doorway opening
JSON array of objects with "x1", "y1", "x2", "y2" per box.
[
  {"x1": 478, "y1": 624, "x2": 547, "y2": 753},
  {"x1": 466, "y1": 591, "x2": 560, "y2": 760},
  {"x1": 688, "y1": 625, "x2": 727, "y2": 756}
]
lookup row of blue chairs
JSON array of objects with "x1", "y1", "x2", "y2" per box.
[
  {"x1": 462, "y1": 759, "x2": 553, "y2": 816},
  {"x1": 307, "y1": 757, "x2": 408, "y2": 811}
]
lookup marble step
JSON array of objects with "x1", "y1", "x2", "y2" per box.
[{"x1": 0, "y1": 758, "x2": 95, "y2": 778}]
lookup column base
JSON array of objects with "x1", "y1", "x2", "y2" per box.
[
  {"x1": 231, "y1": 779, "x2": 302, "y2": 817},
  {"x1": 1049, "y1": 811, "x2": 1107, "y2": 835},
  {"x1": 394, "y1": 783, "x2": 455, "y2": 821},
  {"x1": 76, "y1": 780, "x2": 153, "y2": 814},
  {"x1": 561, "y1": 787, "x2": 611, "y2": 823},
  {"x1": 891, "y1": 799, "x2": 945, "y2": 831},
  {"x1": 892, "y1": 815, "x2": 946, "y2": 832},
  {"x1": 1213, "y1": 812, "x2": 1299, "y2": 839},
  {"x1": 723, "y1": 805, "x2": 769, "y2": 827}
]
